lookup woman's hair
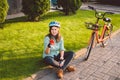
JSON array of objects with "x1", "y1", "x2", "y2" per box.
[{"x1": 46, "y1": 27, "x2": 61, "y2": 42}]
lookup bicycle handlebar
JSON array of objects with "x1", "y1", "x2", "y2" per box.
[{"x1": 88, "y1": 6, "x2": 114, "y2": 19}]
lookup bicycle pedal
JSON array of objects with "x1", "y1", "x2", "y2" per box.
[{"x1": 100, "y1": 44, "x2": 107, "y2": 48}]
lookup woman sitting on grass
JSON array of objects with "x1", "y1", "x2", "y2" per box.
[{"x1": 43, "y1": 21, "x2": 75, "y2": 79}]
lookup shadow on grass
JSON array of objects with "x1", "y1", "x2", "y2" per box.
[
  {"x1": 0, "y1": 56, "x2": 45, "y2": 79},
  {"x1": 0, "y1": 11, "x2": 65, "y2": 29},
  {"x1": 0, "y1": 42, "x2": 87, "y2": 80},
  {"x1": 4, "y1": 11, "x2": 64, "y2": 23},
  {"x1": 41, "y1": 11, "x2": 64, "y2": 19},
  {"x1": 5, "y1": 16, "x2": 28, "y2": 23},
  {"x1": 0, "y1": 16, "x2": 27, "y2": 29}
]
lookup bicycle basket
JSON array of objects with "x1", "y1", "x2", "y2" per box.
[{"x1": 85, "y1": 22, "x2": 96, "y2": 30}]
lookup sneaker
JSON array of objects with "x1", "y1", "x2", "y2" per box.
[
  {"x1": 66, "y1": 66, "x2": 75, "y2": 72},
  {"x1": 57, "y1": 69, "x2": 63, "y2": 79}
]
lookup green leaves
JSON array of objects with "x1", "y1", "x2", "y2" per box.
[
  {"x1": 58, "y1": 0, "x2": 82, "y2": 15},
  {"x1": 0, "y1": 0, "x2": 9, "y2": 23},
  {"x1": 22, "y1": 0, "x2": 50, "y2": 21}
]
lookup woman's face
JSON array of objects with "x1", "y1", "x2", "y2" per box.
[{"x1": 50, "y1": 26, "x2": 59, "y2": 36}]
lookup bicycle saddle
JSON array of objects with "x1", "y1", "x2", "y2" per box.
[{"x1": 103, "y1": 18, "x2": 111, "y2": 22}]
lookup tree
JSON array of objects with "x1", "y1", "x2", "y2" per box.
[
  {"x1": 22, "y1": 0, "x2": 50, "y2": 21},
  {"x1": 58, "y1": 0, "x2": 82, "y2": 15},
  {"x1": 0, "y1": 0, "x2": 9, "y2": 23}
]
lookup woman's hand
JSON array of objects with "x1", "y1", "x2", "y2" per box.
[
  {"x1": 59, "y1": 59, "x2": 65, "y2": 67},
  {"x1": 60, "y1": 50, "x2": 64, "y2": 60},
  {"x1": 47, "y1": 39, "x2": 55, "y2": 48},
  {"x1": 59, "y1": 50, "x2": 64, "y2": 67},
  {"x1": 60, "y1": 56, "x2": 64, "y2": 60},
  {"x1": 50, "y1": 39, "x2": 54, "y2": 45},
  {"x1": 45, "y1": 39, "x2": 55, "y2": 54}
]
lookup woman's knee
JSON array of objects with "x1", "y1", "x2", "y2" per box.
[
  {"x1": 66, "y1": 51, "x2": 74, "y2": 57},
  {"x1": 44, "y1": 56, "x2": 60, "y2": 68},
  {"x1": 44, "y1": 56, "x2": 50, "y2": 61},
  {"x1": 43, "y1": 56, "x2": 53, "y2": 64},
  {"x1": 70, "y1": 51, "x2": 75, "y2": 57}
]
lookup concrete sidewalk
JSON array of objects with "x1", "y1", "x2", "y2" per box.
[
  {"x1": 80, "y1": 2, "x2": 120, "y2": 14},
  {"x1": 24, "y1": 29, "x2": 120, "y2": 80}
]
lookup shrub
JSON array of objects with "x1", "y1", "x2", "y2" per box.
[
  {"x1": 0, "y1": 0, "x2": 9, "y2": 23},
  {"x1": 58, "y1": 0, "x2": 82, "y2": 15},
  {"x1": 22, "y1": 0, "x2": 50, "y2": 21}
]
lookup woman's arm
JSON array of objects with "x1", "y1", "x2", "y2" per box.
[
  {"x1": 45, "y1": 47, "x2": 50, "y2": 54},
  {"x1": 60, "y1": 37, "x2": 65, "y2": 60},
  {"x1": 60, "y1": 50, "x2": 64, "y2": 60},
  {"x1": 44, "y1": 37, "x2": 51, "y2": 54}
]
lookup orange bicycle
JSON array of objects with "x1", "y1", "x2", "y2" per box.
[{"x1": 84, "y1": 6, "x2": 114, "y2": 60}]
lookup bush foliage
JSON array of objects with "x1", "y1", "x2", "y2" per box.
[
  {"x1": 0, "y1": 0, "x2": 9, "y2": 23},
  {"x1": 58, "y1": 0, "x2": 82, "y2": 15},
  {"x1": 22, "y1": 0, "x2": 50, "y2": 21}
]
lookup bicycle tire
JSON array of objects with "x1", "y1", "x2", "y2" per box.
[
  {"x1": 84, "y1": 32, "x2": 95, "y2": 60},
  {"x1": 102, "y1": 23, "x2": 113, "y2": 47}
]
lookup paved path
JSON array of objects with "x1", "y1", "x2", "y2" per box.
[
  {"x1": 6, "y1": 2, "x2": 120, "y2": 20},
  {"x1": 80, "y1": 2, "x2": 120, "y2": 14},
  {"x1": 24, "y1": 29, "x2": 120, "y2": 80}
]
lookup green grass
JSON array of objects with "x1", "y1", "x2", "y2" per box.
[{"x1": 0, "y1": 10, "x2": 120, "y2": 80}]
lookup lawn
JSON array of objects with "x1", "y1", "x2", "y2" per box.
[{"x1": 0, "y1": 10, "x2": 120, "y2": 80}]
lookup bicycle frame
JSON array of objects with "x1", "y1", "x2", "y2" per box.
[
  {"x1": 89, "y1": 13, "x2": 111, "y2": 46},
  {"x1": 94, "y1": 23, "x2": 109, "y2": 44}
]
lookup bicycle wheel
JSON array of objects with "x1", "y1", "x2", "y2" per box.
[
  {"x1": 84, "y1": 32, "x2": 96, "y2": 60},
  {"x1": 102, "y1": 23, "x2": 113, "y2": 47}
]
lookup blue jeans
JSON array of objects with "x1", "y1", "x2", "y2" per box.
[{"x1": 43, "y1": 51, "x2": 74, "y2": 70}]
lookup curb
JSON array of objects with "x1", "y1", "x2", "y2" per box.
[{"x1": 74, "y1": 48, "x2": 87, "y2": 59}]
